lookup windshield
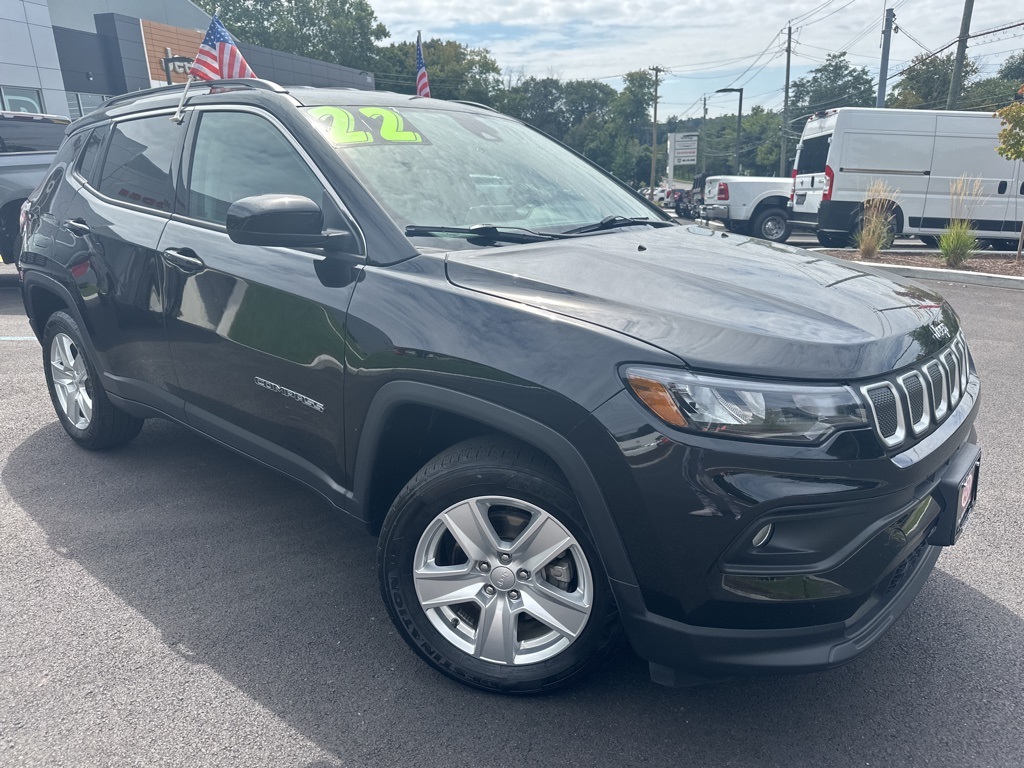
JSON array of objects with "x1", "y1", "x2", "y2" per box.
[{"x1": 302, "y1": 104, "x2": 659, "y2": 235}]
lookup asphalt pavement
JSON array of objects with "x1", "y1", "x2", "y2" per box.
[{"x1": 1, "y1": 262, "x2": 1022, "y2": 767}]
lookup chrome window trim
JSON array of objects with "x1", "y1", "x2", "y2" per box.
[
  {"x1": 861, "y1": 381, "x2": 906, "y2": 448},
  {"x1": 898, "y1": 370, "x2": 931, "y2": 436}
]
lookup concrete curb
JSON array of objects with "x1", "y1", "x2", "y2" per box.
[{"x1": 806, "y1": 249, "x2": 1024, "y2": 291}]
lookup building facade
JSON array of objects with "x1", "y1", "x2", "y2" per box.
[{"x1": 1, "y1": 0, "x2": 374, "y2": 118}]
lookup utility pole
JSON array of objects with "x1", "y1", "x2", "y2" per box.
[
  {"x1": 780, "y1": 25, "x2": 791, "y2": 176},
  {"x1": 701, "y1": 96, "x2": 707, "y2": 173},
  {"x1": 649, "y1": 66, "x2": 665, "y2": 200},
  {"x1": 947, "y1": 0, "x2": 975, "y2": 109},
  {"x1": 876, "y1": 8, "x2": 896, "y2": 107}
]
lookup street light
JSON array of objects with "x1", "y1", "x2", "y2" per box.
[{"x1": 716, "y1": 87, "x2": 743, "y2": 174}]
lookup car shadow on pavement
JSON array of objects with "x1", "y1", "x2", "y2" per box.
[{"x1": 5, "y1": 418, "x2": 1021, "y2": 767}]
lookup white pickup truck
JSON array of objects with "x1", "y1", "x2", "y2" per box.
[
  {"x1": 699, "y1": 175, "x2": 793, "y2": 243},
  {"x1": 0, "y1": 111, "x2": 68, "y2": 263}
]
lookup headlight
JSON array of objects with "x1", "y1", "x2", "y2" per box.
[{"x1": 624, "y1": 366, "x2": 868, "y2": 443}]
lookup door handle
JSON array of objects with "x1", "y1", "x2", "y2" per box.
[
  {"x1": 63, "y1": 219, "x2": 90, "y2": 236},
  {"x1": 998, "y1": 181, "x2": 1008, "y2": 194},
  {"x1": 162, "y1": 247, "x2": 205, "y2": 273}
]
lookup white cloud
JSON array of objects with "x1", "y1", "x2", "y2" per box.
[{"x1": 373, "y1": 0, "x2": 1023, "y2": 116}]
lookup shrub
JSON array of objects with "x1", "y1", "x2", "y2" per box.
[
  {"x1": 939, "y1": 219, "x2": 978, "y2": 268},
  {"x1": 939, "y1": 175, "x2": 982, "y2": 268},
  {"x1": 856, "y1": 180, "x2": 898, "y2": 259}
]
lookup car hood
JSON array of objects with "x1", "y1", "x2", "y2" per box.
[{"x1": 444, "y1": 226, "x2": 958, "y2": 380}]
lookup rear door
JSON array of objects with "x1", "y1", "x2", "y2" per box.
[
  {"x1": 159, "y1": 106, "x2": 357, "y2": 497},
  {"x1": 791, "y1": 128, "x2": 832, "y2": 222},
  {"x1": 55, "y1": 113, "x2": 187, "y2": 416}
]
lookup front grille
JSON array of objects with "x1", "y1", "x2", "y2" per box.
[
  {"x1": 868, "y1": 386, "x2": 899, "y2": 438},
  {"x1": 861, "y1": 333, "x2": 971, "y2": 450},
  {"x1": 904, "y1": 375, "x2": 924, "y2": 423}
]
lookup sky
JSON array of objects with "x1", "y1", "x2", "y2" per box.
[{"x1": 373, "y1": 0, "x2": 1023, "y2": 118}]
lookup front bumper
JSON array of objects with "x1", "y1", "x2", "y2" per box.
[
  {"x1": 618, "y1": 540, "x2": 940, "y2": 684},
  {"x1": 579, "y1": 373, "x2": 980, "y2": 683}
]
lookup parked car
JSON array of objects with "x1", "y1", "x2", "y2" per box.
[
  {"x1": 700, "y1": 175, "x2": 792, "y2": 242},
  {"x1": 20, "y1": 80, "x2": 981, "y2": 694},
  {"x1": 790, "y1": 107, "x2": 1022, "y2": 248},
  {"x1": 0, "y1": 111, "x2": 70, "y2": 262}
]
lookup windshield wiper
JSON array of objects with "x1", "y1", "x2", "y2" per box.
[
  {"x1": 562, "y1": 215, "x2": 674, "y2": 235},
  {"x1": 405, "y1": 223, "x2": 574, "y2": 243}
]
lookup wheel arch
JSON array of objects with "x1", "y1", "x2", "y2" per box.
[
  {"x1": 354, "y1": 381, "x2": 638, "y2": 588},
  {"x1": 750, "y1": 195, "x2": 789, "y2": 219},
  {"x1": 22, "y1": 272, "x2": 81, "y2": 342}
]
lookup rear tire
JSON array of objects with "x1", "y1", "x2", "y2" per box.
[
  {"x1": 816, "y1": 231, "x2": 849, "y2": 248},
  {"x1": 919, "y1": 235, "x2": 939, "y2": 248},
  {"x1": 377, "y1": 436, "x2": 622, "y2": 693},
  {"x1": 750, "y1": 208, "x2": 791, "y2": 243},
  {"x1": 42, "y1": 311, "x2": 144, "y2": 450}
]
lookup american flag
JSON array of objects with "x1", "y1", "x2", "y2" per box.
[
  {"x1": 416, "y1": 32, "x2": 431, "y2": 98},
  {"x1": 189, "y1": 15, "x2": 257, "y2": 81}
]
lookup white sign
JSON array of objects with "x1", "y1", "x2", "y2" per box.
[{"x1": 668, "y1": 132, "x2": 699, "y2": 166}]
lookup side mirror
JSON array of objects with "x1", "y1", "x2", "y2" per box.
[{"x1": 225, "y1": 194, "x2": 357, "y2": 252}]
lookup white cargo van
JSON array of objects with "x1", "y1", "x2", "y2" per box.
[{"x1": 789, "y1": 107, "x2": 1023, "y2": 248}]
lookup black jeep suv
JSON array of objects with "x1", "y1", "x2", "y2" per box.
[{"x1": 18, "y1": 80, "x2": 980, "y2": 693}]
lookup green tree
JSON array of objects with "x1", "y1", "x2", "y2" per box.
[
  {"x1": 998, "y1": 52, "x2": 1024, "y2": 84},
  {"x1": 561, "y1": 80, "x2": 617, "y2": 128},
  {"x1": 195, "y1": 0, "x2": 388, "y2": 70},
  {"x1": 495, "y1": 77, "x2": 566, "y2": 138},
  {"x1": 374, "y1": 39, "x2": 501, "y2": 104},
  {"x1": 995, "y1": 99, "x2": 1024, "y2": 258},
  {"x1": 790, "y1": 53, "x2": 875, "y2": 116},
  {"x1": 614, "y1": 70, "x2": 656, "y2": 137},
  {"x1": 887, "y1": 52, "x2": 978, "y2": 109},
  {"x1": 962, "y1": 77, "x2": 1018, "y2": 111}
]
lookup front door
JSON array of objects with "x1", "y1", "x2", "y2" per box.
[{"x1": 159, "y1": 107, "x2": 357, "y2": 499}]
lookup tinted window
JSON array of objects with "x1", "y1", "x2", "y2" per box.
[
  {"x1": 188, "y1": 111, "x2": 324, "y2": 225},
  {"x1": 0, "y1": 118, "x2": 67, "y2": 153},
  {"x1": 797, "y1": 134, "x2": 831, "y2": 175},
  {"x1": 32, "y1": 130, "x2": 89, "y2": 211},
  {"x1": 76, "y1": 125, "x2": 108, "y2": 183},
  {"x1": 98, "y1": 117, "x2": 179, "y2": 212}
]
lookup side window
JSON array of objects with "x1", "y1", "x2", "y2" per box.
[
  {"x1": 188, "y1": 111, "x2": 324, "y2": 225},
  {"x1": 98, "y1": 117, "x2": 179, "y2": 212},
  {"x1": 32, "y1": 129, "x2": 87, "y2": 211},
  {"x1": 76, "y1": 124, "x2": 109, "y2": 184}
]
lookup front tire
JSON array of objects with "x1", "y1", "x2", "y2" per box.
[
  {"x1": 750, "y1": 208, "x2": 791, "y2": 243},
  {"x1": 377, "y1": 437, "x2": 621, "y2": 693},
  {"x1": 43, "y1": 311, "x2": 144, "y2": 449}
]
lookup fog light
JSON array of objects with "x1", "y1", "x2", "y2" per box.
[{"x1": 752, "y1": 524, "x2": 773, "y2": 548}]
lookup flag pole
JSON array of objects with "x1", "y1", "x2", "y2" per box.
[{"x1": 171, "y1": 75, "x2": 194, "y2": 124}]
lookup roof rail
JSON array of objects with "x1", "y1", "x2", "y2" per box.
[
  {"x1": 452, "y1": 100, "x2": 497, "y2": 113},
  {"x1": 99, "y1": 79, "x2": 288, "y2": 110}
]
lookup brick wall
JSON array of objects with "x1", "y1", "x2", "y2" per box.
[{"x1": 140, "y1": 19, "x2": 203, "y2": 85}]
